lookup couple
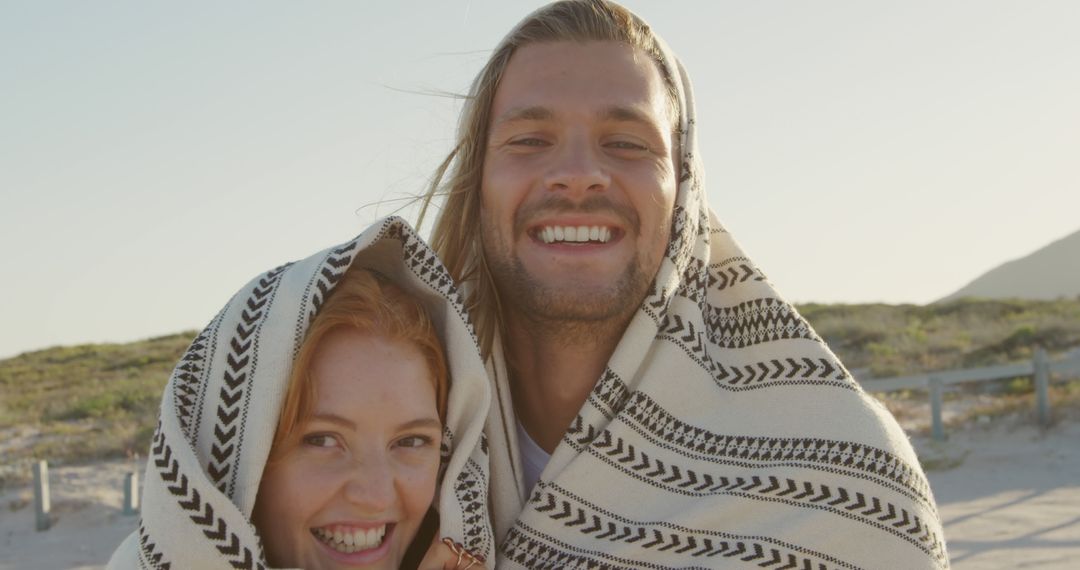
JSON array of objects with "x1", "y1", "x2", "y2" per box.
[{"x1": 111, "y1": 1, "x2": 948, "y2": 569}]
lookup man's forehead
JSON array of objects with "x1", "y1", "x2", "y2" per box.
[{"x1": 490, "y1": 41, "x2": 673, "y2": 129}]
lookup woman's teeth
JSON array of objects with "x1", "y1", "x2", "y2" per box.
[
  {"x1": 539, "y1": 225, "x2": 612, "y2": 244},
  {"x1": 312, "y1": 525, "x2": 387, "y2": 553}
]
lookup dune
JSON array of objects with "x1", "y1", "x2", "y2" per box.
[{"x1": 1, "y1": 420, "x2": 1077, "y2": 569}]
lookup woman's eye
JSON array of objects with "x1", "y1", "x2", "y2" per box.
[
  {"x1": 395, "y1": 435, "x2": 433, "y2": 449},
  {"x1": 302, "y1": 433, "x2": 339, "y2": 448}
]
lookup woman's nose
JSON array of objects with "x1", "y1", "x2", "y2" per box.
[{"x1": 341, "y1": 456, "x2": 395, "y2": 512}]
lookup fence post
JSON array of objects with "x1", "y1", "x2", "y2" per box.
[
  {"x1": 33, "y1": 460, "x2": 51, "y2": 531},
  {"x1": 929, "y1": 377, "x2": 945, "y2": 441},
  {"x1": 123, "y1": 472, "x2": 140, "y2": 515},
  {"x1": 1034, "y1": 347, "x2": 1051, "y2": 426}
]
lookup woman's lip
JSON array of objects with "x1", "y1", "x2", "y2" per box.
[
  {"x1": 313, "y1": 523, "x2": 395, "y2": 565},
  {"x1": 315, "y1": 521, "x2": 390, "y2": 531}
]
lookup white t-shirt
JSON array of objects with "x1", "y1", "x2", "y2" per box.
[{"x1": 516, "y1": 420, "x2": 551, "y2": 495}]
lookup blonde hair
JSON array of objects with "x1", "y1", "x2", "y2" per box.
[
  {"x1": 415, "y1": 0, "x2": 678, "y2": 357},
  {"x1": 269, "y1": 268, "x2": 449, "y2": 454}
]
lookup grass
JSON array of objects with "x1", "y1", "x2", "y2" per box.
[
  {"x1": 0, "y1": 332, "x2": 195, "y2": 486},
  {"x1": 1, "y1": 297, "x2": 1079, "y2": 487},
  {"x1": 799, "y1": 298, "x2": 1080, "y2": 378}
]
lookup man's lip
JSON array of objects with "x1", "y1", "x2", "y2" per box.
[
  {"x1": 526, "y1": 217, "x2": 625, "y2": 245},
  {"x1": 527, "y1": 215, "x2": 623, "y2": 230}
]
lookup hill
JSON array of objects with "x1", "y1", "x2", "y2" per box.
[
  {"x1": 0, "y1": 332, "x2": 195, "y2": 485},
  {"x1": 939, "y1": 227, "x2": 1080, "y2": 302},
  {"x1": 3, "y1": 299, "x2": 1080, "y2": 484}
]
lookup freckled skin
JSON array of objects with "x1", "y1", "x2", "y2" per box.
[{"x1": 253, "y1": 332, "x2": 441, "y2": 570}]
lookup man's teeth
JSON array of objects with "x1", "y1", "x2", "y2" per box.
[
  {"x1": 312, "y1": 525, "x2": 387, "y2": 554},
  {"x1": 540, "y1": 225, "x2": 612, "y2": 244}
]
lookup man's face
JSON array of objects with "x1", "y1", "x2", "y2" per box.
[{"x1": 480, "y1": 41, "x2": 677, "y2": 326}]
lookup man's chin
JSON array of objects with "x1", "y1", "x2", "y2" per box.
[{"x1": 513, "y1": 282, "x2": 639, "y2": 323}]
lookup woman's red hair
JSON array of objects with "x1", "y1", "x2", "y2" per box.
[{"x1": 269, "y1": 268, "x2": 449, "y2": 454}]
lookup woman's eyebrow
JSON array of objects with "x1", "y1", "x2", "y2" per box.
[
  {"x1": 307, "y1": 412, "x2": 356, "y2": 430},
  {"x1": 398, "y1": 417, "x2": 441, "y2": 431}
]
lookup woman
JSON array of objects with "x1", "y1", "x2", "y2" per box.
[{"x1": 108, "y1": 218, "x2": 493, "y2": 569}]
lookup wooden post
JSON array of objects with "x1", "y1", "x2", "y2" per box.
[
  {"x1": 33, "y1": 460, "x2": 51, "y2": 531},
  {"x1": 1034, "y1": 347, "x2": 1051, "y2": 426},
  {"x1": 929, "y1": 377, "x2": 945, "y2": 441},
  {"x1": 123, "y1": 472, "x2": 140, "y2": 515}
]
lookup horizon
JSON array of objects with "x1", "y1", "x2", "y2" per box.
[{"x1": 3, "y1": 1, "x2": 1078, "y2": 358}]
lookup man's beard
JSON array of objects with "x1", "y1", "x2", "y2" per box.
[
  {"x1": 485, "y1": 248, "x2": 650, "y2": 326},
  {"x1": 480, "y1": 195, "x2": 659, "y2": 337}
]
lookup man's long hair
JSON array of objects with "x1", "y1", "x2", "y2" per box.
[{"x1": 415, "y1": 0, "x2": 677, "y2": 358}]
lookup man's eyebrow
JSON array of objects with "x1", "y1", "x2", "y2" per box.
[
  {"x1": 491, "y1": 104, "x2": 668, "y2": 137},
  {"x1": 599, "y1": 105, "x2": 653, "y2": 125},
  {"x1": 493, "y1": 106, "x2": 553, "y2": 125}
]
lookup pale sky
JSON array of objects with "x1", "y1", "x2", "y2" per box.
[{"x1": 2, "y1": 1, "x2": 1078, "y2": 359}]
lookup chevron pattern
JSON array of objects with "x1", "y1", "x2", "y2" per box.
[
  {"x1": 707, "y1": 257, "x2": 766, "y2": 292},
  {"x1": 561, "y1": 421, "x2": 944, "y2": 562},
  {"x1": 505, "y1": 519, "x2": 837, "y2": 570},
  {"x1": 655, "y1": 313, "x2": 852, "y2": 392},
  {"x1": 150, "y1": 428, "x2": 267, "y2": 570},
  {"x1": 394, "y1": 224, "x2": 478, "y2": 343},
  {"x1": 307, "y1": 241, "x2": 359, "y2": 323},
  {"x1": 172, "y1": 327, "x2": 212, "y2": 439},
  {"x1": 529, "y1": 487, "x2": 840, "y2": 568},
  {"x1": 705, "y1": 297, "x2": 820, "y2": 349},
  {"x1": 589, "y1": 389, "x2": 931, "y2": 502},
  {"x1": 586, "y1": 369, "x2": 632, "y2": 421},
  {"x1": 138, "y1": 523, "x2": 170, "y2": 570},
  {"x1": 208, "y1": 264, "x2": 288, "y2": 496},
  {"x1": 454, "y1": 460, "x2": 492, "y2": 554}
]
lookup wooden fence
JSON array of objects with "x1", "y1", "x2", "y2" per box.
[
  {"x1": 26, "y1": 349, "x2": 1080, "y2": 528},
  {"x1": 859, "y1": 347, "x2": 1080, "y2": 441},
  {"x1": 31, "y1": 460, "x2": 139, "y2": 532}
]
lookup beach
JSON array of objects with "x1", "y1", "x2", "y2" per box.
[{"x1": 2, "y1": 419, "x2": 1078, "y2": 569}]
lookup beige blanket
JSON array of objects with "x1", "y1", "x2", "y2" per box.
[
  {"x1": 107, "y1": 218, "x2": 495, "y2": 569},
  {"x1": 480, "y1": 31, "x2": 949, "y2": 570}
]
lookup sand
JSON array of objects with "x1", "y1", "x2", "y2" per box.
[
  {"x1": 1, "y1": 421, "x2": 1077, "y2": 569},
  {"x1": 918, "y1": 420, "x2": 1080, "y2": 569}
]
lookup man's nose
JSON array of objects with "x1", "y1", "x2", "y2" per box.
[
  {"x1": 543, "y1": 137, "x2": 611, "y2": 194},
  {"x1": 341, "y1": 456, "x2": 395, "y2": 512}
]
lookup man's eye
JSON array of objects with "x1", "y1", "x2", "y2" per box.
[
  {"x1": 509, "y1": 137, "x2": 549, "y2": 147},
  {"x1": 395, "y1": 435, "x2": 433, "y2": 449},
  {"x1": 606, "y1": 140, "x2": 648, "y2": 151},
  {"x1": 302, "y1": 433, "x2": 339, "y2": 448}
]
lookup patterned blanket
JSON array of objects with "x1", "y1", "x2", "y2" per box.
[
  {"x1": 478, "y1": 24, "x2": 949, "y2": 570},
  {"x1": 108, "y1": 218, "x2": 496, "y2": 569}
]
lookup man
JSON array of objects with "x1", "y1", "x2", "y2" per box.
[{"x1": 418, "y1": 1, "x2": 948, "y2": 568}]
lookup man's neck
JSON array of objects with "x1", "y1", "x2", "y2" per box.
[{"x1": 504, "y1": 316, "x2": 627, "y2": 454}]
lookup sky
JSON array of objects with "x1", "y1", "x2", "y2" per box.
[{"x1": 2, "y1": 1, "x2": 1078, "y2": 359}]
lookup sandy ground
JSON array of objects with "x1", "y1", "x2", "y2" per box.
[
  {"x1": 1, "y1": 421, "x2": 1077, "y2": 570},
  {"x1": 0, "y1": 459, "x2": 143, "y2": 570},
  {"x1": 917, "y1": 419, "x2": 1080, "y2": 569}
]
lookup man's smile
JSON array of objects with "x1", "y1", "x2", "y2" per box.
[{"x1": 533, "y1": 225, "x2": 616, "y2": 244}]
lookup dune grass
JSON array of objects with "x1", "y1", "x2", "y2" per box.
[{"x1": 2, "y1": 297, "x2": 1079, "y2": 487}]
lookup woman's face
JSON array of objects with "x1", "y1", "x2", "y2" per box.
[{"x1": 254, "y1": 329, "x2": 442, "y2": 570}]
